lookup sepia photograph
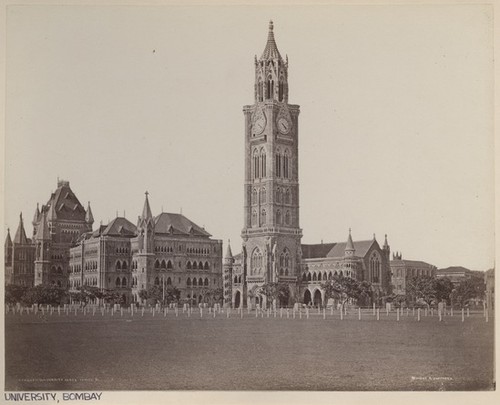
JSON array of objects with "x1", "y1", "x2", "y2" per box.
[{"x1": 1, "y1": 0, "x2": 498, "y2": 403}]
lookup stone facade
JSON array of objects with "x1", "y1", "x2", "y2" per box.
[{"x1": 69, "y1": 193, "x2": 223, "y2": 304}]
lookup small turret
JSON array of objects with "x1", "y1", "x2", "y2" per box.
[
  {"x1": 344, "y1": 228, "x2": 355, "y2": 257},
  {"x1": 225, "y1": 239, "x2": 233, "y2": 260},
  {"x1": 5, "y1": 228, "x2": 12, "y2": 248},
  {"x1": 32, "y1": 203, "x2": 40, "y2": 226}
]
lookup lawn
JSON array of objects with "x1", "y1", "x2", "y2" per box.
[{"x1": 4, "y1": 308, "x2": 495, "y2": 391}]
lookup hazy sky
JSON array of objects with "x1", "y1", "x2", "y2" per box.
[{"x1": 4, "y1": 4, "x2": 495, "y2": 270}]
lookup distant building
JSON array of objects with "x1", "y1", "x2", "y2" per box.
[
  {"x1": 436, "y1": 266, "x2": 473, "y2": 285},
  {"x1": 390, "y1": 254, "x2": 437, "y2": 295},
  {"x1": 69, "y1": 193, "x2": 223, "y2": 305}
]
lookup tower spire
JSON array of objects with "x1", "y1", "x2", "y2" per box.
[
  {"x1": 225, "y1": 239, "x2": 233, "y2": 259},
  {"x1": 345, "y1": 228, "x2": 355, "y2": 256},
  {"x1": 260, "y1": 20, "x2": 283, "y2": 61},
  {"x1": 142, "y1": 191, "x2": 153, "y2": 220},
  {"x1": 13, "y1": 212, "x2": 28, "y2": 244},
  {"x1": 85, "y1": 201, "x2": 94, "y2": 225}
]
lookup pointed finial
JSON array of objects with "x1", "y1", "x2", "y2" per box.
[
  {"x1": 373, "y1": 233, "x2": 376, "y2": 240},
  {"x1": 7, "y1": 227, "x2": 10, "y2": 234},
  {"x1": 145, "y1": 191, "x2": 149, "y2": 198},
  {"x1": 20, "y1": 212, "x2": 23, "y2": 221},
  {"x1": 269, "y1": 20, "x2": 273, "y2": 31},
  {"x1": 349, "y1": 228, "x2": 351, "y2": 235}
]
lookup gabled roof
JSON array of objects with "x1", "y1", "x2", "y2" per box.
[
  {"x1": 154, "y1": 213, "x2": 211, "y2": 237},
  {"x1": 327, "y1": 240, "x2": 376, "y2": 258},
  {"x1": 13, "y1": 213, "x2": 29, "y2": 245},
  {"x1": 302, "y1": 239, "x2": 377, "y2": 260},
  {"x1": 102, "y1": 217, "x2": 137, "y2": 237},
  {"x1": 260, "y1": 20, "x2": 283, "y2": 62},
  {"x1": 44, "y1": 181, "x2": 86, "y2": 222}
]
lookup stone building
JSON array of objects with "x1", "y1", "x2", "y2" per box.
[
  {"x1": 69, "y1": 193, "x2": 223, "y2": 305},
  {"x1": 4, "y1": 214, "x2": 36, "y2": 286},
  {"x1": 33, "y1": 180, "x2": 93, "y2": 287},
  {"x1": 4, "y1": 180, "x2": 92, "y2": 288},
  {"x1": 390, "y1": 254, "x2": 437, "y2": 295},
  {"x1": 224, "y1": 22, "x2": 392, "y2": 308}
]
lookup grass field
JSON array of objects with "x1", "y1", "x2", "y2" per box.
[{"x1": 4, "y1": 308, "x2": 495, "y2": 391}]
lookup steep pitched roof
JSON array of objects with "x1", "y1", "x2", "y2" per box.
[
  {"x1": 225, "y1": 240, "x2": 233, "y2": 259},
  {"x1": 142, "y1": 192, "x2": 153, "y2": 221},
  {"x1": 5, "y1": 228, "x2": 12, "y2": 247},
  {"x1": 260, "y1": 20, "x2": 283, "y2": 62},
  {"x1": 36, "y1": 211, "x2": 51, "y2": 241},
  {"x1": 301, "y1": 243, "x2": 336, "y2": 259},
  {"x1": 102, "y1": 217, "x2": 137, "y2": 237},
  {"x1": 154, "y1": 213, "x2": 211, "y2": 237},
  {"x1": 13, "y1": 213, "x2": 29, "y2": 244},
  {"x1": 327, "y1": 240, "x2": 375, "y2": 258},
  {"x1": 44, "y1": 181, "x2": 86, "y2": 222},
  {"x1": 32, "y1": 203, "x2": 40, "y2": 225},
  {"x1": 85, "y1": 202, "x2": 94, "y2": 224}
]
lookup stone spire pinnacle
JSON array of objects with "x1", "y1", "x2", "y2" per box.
[
  {"x1": 142, "y1": 191, "x2": 153, "y2": 220},
  {"x1": 36, "y1": 210, "x2": 51, "y2": 241},
  {"x1": 345, "y1": 228, "x2": 355, "y2": 256},
  {"x1": 260, "y1": 20, "x2": 283, "y2": 61},
  {"x1": 225, "y1": 239, "x2": 233, "y2": 259},
  {"x1": 32, "y1": 203, "x2": 40, "y2": 225},
  {"x1": 85, "y1": 201, "x2": 94, "y2": 224},
  {"x1": 5, "y1": 227, "x2": 12, "y2": 247}
]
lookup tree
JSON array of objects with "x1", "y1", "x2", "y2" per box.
[
  {"x1": 165, "y1": 286, "x2": 181, "y2": 305},
  {"x1": 21, "y1": 285, "x2": 68, "y2": 307},
  {"x1": 211, "y1": 287, "x2": 223, "y2": 304},
  {"x1": 321, "y1": 275, "x2": 372, "y2": 312},
  {"x1": 435, "y1": 277, "x2": 454, "y2": 304},
  {"x1": 451, "y1": 277, "x2": 486, "y2": 308},
  {"x1": 406, "y1": 276, "x2": 436, "y2": 308},
  {"x1": 5, "y1": 285, "x2": 29, "y2": 305},
  {"x1": 258, "y1": 282, "x2": 291, "y2": 308},
  {"x1": 70, "y1": 286, "x2": 101, "y2": 307}
]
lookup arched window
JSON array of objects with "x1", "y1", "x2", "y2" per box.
[
  {"x1": 252, "y1": 188, "x2": 258, "y2": 205},
  {"x1": 167, "y1": 260, "x2": 173, "y2": 269},
  {"x1": 258, "y1": 79, "x2": 264, "y2": 102},
  {"x1": 154, "y1": 260, "x2": 160, "y2": 269},
  {"x1": 122, "y1": 261, "x2": 128, "y2": 270},
  {"x1": 252, "y1": 210, "x2": 257, "y2": 227},
  {"x1": 276, "y1": 209, "x2": 282, "y2": 225},
  {"x1": 266, "y1": 77, "x2": 273, "y2": 99},
  {"x1": 283, "y1": 149, "x2": 290, "y2": 179},
  {"x1": 187, "y1": 261, "x2": 192, "y2": 270},
  {"x1": 234, "y1": 275, "x2": 238, "y2": 284},
  {"x1": 307, "y1": 273, "x2": 312, "y2": 282},
  {"x1": 275, "y1": 150, "x2": 282, "y2": 177},
  {"x1": 251, "y1": 248, "x2": 263, "y2": 275},
  {"x1": 116, "y1": 261, "x2": 121, "y2": 270},
  {"x1": 253, "y1": 149, "x2": 260, "y2": 179},
  {"x1": 279, "y1": 78, "x2": 284, "y2": 101},
  {"x1": 193, "y1": 278, "x2": 198, "y2": 286},
  {"x1": 260, "y1": 209, "x2": 267, "y2": 227},
  {"x1": 260, "y1": 187, "x2": 266, "y2": 204},
  {"x1": 193, "y1": 261, "x2": 198, "y2": 270},
  {"x1": 285, "y1": 189, "x2": 290, "y2": 204},
  {"x1": 370, "y1": 252, "x2": 381, "y2": 283},
  {"x1": 302, "y1": 273, "x2": 307, "y2": 282},
  {"x1": 318, "y1": 272, "x2": 322, "y2": 281},
  {"x1": 199, "y1": 277, "x2": 203, "y2": 286},
  {"x1": 159, "y1": 260, "x2": 165, "y2": 269},
  {"x1": 313, "y1": 273, "x2": 317, "y2": 282},
  {"x1": 187, "y1": 277, "x2": 191, "y2": 286},
  {"x1": 204, "y1": 278, "x2": 209, "y2": 286},
  {"x1": 116, "y1": 277, "x2": 121, "y2": 287},
  {"x1": 167, "y1": 277, "x2": 172, "y2": 285},
  {"x1": 285, "y1": 210, "x2": 290, "y2": 225},
  {"x1": 260, "y1": 149, "x2": 266, "y2": 178},
  {"x1": 276, "y1": 187, "x2": 281, "y2": 203},
  {"x1": 204, "y1": 262, "x2": 209, "y2": 270},
  {"x1": 122, "y1": 277, "x2": 127, "y2": 287}
]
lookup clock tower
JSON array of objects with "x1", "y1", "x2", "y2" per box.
[{"x1": 241, "y1": 21, "x2": 302, "y2": 307}]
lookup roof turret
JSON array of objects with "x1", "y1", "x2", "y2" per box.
[{"x1": 13, "y1": 213, "x2": 29, "y2": 245}]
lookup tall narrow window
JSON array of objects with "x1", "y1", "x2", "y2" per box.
[
  {"x1": 260, "y1": 209, "x2": 267, "y2": 227},
  {"x1": 260, "y1": 149, "x2": 266, "y2": 178},
  {"x1": 260, "y1": 187, "x2": 266, "y2": 204},
  {"x1": 252, "y1": 210, "x2": 257, "y2": 227},
  {"x1": 253, "y1": 149, "x2": 260, "y2": 179}
]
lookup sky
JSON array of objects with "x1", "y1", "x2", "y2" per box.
[{"x1": 4, "y1": 4, "x2": 495, "y2": 271}]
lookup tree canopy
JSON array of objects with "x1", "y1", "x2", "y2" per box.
[{"x1": 321, "y1": 275, "x2": 372, "y2": 310}]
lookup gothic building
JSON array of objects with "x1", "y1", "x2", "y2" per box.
[
  {"x1": 4, "y1": 180, "x2": 93, "y2": 288},
  {"x1": 390, "y1": 254, "x2": 437, "y2": 295},
  {"x1": 224, "y1": 22, "x2": 392, "y2": 308},
  {"x1": 69, "y1": 193, "x2": 223, "y2": 305}
]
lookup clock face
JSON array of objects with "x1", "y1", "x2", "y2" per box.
[
  {"x1": 278, "y1": 117, "x2": 290, "y2": 134},
  {"x1": 254, "y1": 116, "x2": 266, "y2": 135}
]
